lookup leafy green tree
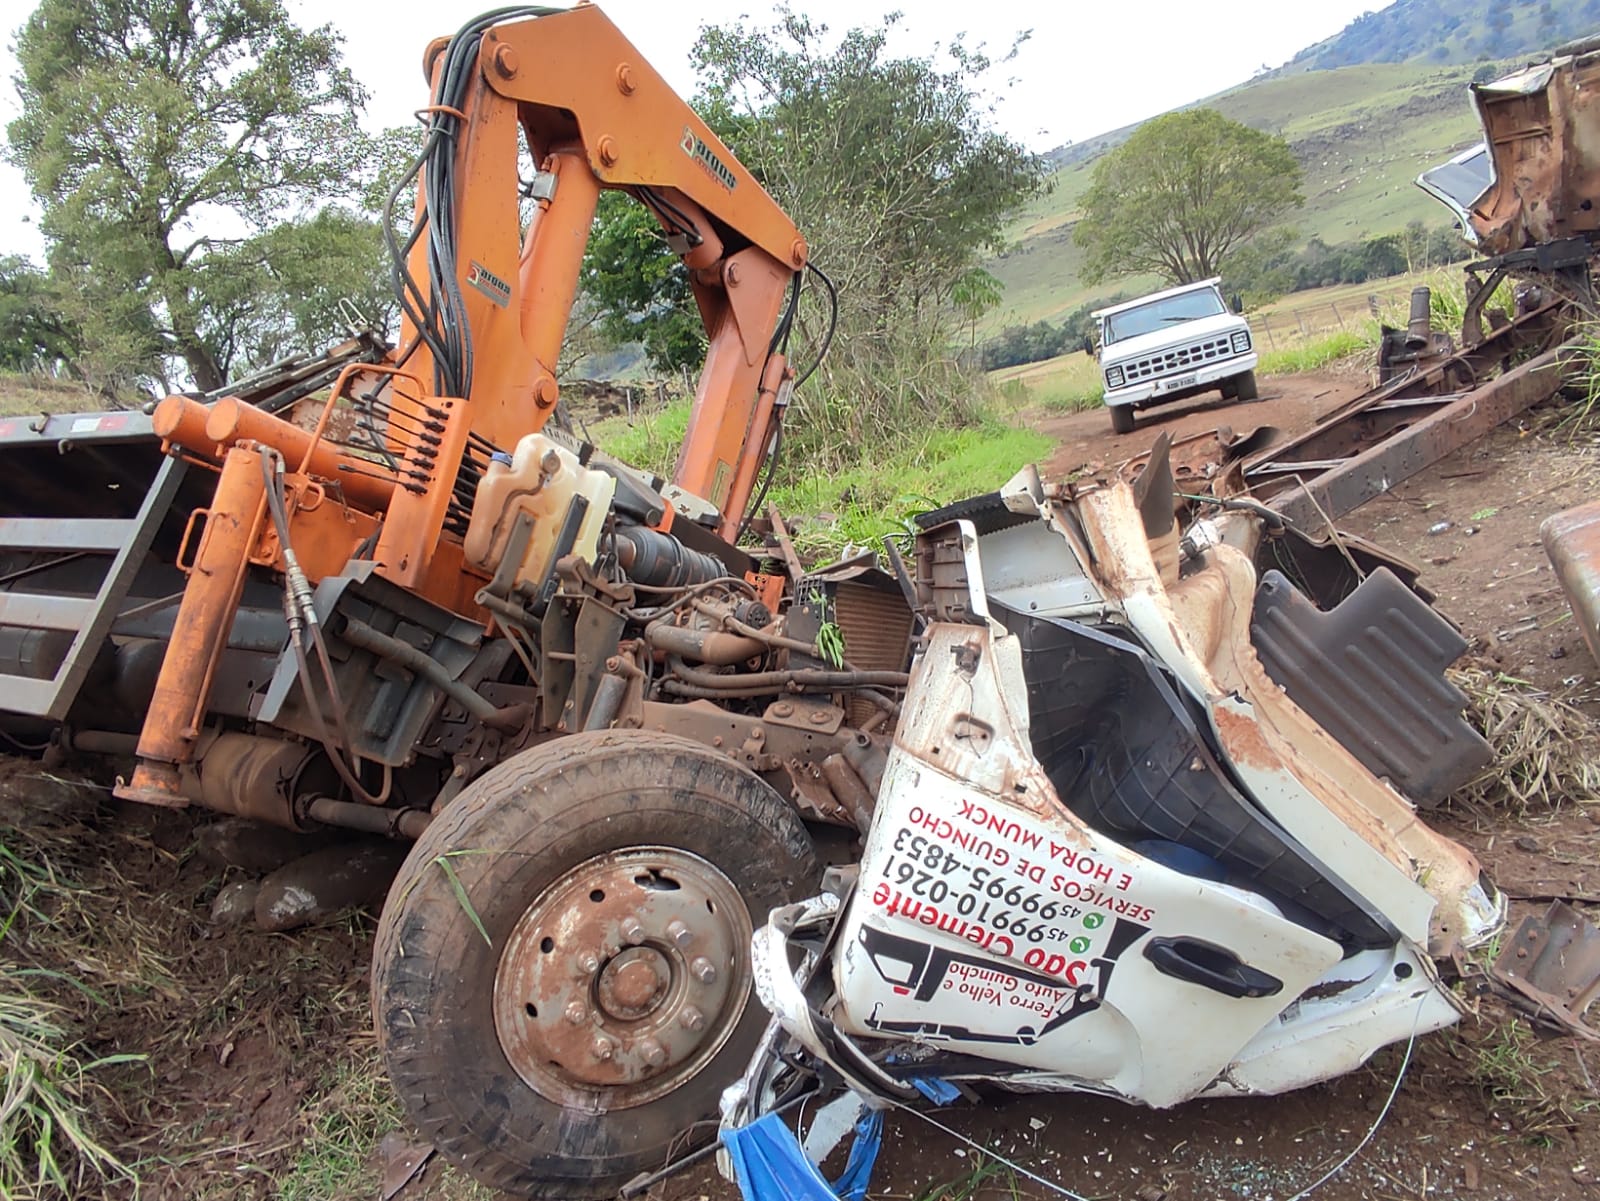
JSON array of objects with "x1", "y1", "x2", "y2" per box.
[
  {"x1": 692, "y1": 13, "x2": 1043, "y2": 338},
  {"x1": 0, "y1": 257, "x2": 79, "y2": 374},
  {"x1": 1075, "y1": 109, "x2": 1304, "y2": 286},
  {"x1": 6, "y1": 0, "x2": 372, "y2": 391},
  {"x1": 580, "y1": 192, "x2": 703, "y2": 374},
  {"x1": 579, "y1": 8, "x2": 1045, "y2": 462}
]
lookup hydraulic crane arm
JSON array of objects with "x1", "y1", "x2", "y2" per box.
[
  {"x1": 386, "y1": 3, "x2": 808, "y2": 569},
  {"x1": 119, "y1": 4, "x2": 814, "y2": 804}
]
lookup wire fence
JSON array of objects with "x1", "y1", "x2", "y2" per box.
[{"x1": 1246, "y1": 282, "x2": 1422, "y2": 348}]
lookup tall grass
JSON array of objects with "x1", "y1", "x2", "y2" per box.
[
  {"x1": 0, "y1": 840, "x2": 138, "y2": 1199},
  {"x1": 1256, "y1": 327, "x2": 1375, "y2": 375}
]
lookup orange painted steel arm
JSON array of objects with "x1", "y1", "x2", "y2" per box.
[
  {"x1": 388, "y1": 4, "x2": 805, "y2": 562},
  {"x1": 116, "y1": 444, "x2": 269, "y2": 806}
]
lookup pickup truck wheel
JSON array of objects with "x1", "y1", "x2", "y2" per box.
[
  {"x1": 1234, "y1": 370, "x2": 1259, "y2": 401},
  {"x1": 372, "y1": 731, "x2": 818, "y2": 1200},
  {"x1": 1110, "y1": 404, "x2": 1136, "y2": 434}
]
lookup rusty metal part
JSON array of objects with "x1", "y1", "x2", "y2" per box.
[
  {"x1": 304, "y1": 795, "x2": 432, "y2": 839},
  {"x1": 1222, "y1": 299, "x2": 1566, "y2": 515},
  {"x1": 820, "y1": 754, "x2": 874, "y2": 831},
  {"x1": 174, "y1": 732, "x2": 335, "y2": 829},
  {"x1": 492, "y1": 847, "x2": 751, "y2": 1108},
  {"x1": 1492, "y1": 901, "x2": 1600, "y2": 1038},
  {"x1": 1461, "y1": 48, "x2": 1600, "y2": 256},
  {"x1": 1115, "y1": 425, "x2": 1281, "y2": 490},
  {"x1": 828, "y1": 577, "x2": 915, "y2": 728},
  {"x1": 1376, "y1": 287, "x2": 1456, "y2": 384},
  {"x1": 1257, "y1": 337, "x2": 1581, "y2": 534},
  {"x1": 763, "y1": 697, "x2": 843, "y2": 734},
  {"x1": 1542, "y1": 497, "x2": 1600, "y2": 667},
  {"x1": 644, "y1": 619, "x2": 766, "y2": 665},
  {"x1": 664, "y1": 663, "x2": 908, "y2": 694},
  {"x1": 582, "y1": 673, "x2": 629, "y2": 732}
]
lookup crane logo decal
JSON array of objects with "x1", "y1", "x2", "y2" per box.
[
  {"x1": 466, "y1": 261, "x2": 511, "y2": 308},
  {"x1": 681, "y1": 127, "x2": 737, "y2": 191}
]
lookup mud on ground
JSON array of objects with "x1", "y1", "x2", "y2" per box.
[{"x1": 3, "y1": 372, "x2": 1599, "y2": 1201}]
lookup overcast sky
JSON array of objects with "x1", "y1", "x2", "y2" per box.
[{"x1": 0, "y1": 0, "x2": 1397, "y2": 263}]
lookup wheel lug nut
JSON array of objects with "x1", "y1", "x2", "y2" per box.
[
  {"x1": 666, "y1": 919, "x2": 693, "y2": 948},
  {"x1": 621, "y1": 917, "x2": 645, "y2": 945},
  {"x1": 578, "y1": 951, "x2": 600, "y2": 973},
  {"x1": 591, "y1": 1035, "x2": 616, "y2": 1061},
  {"x1": 639, "y1": 1037, "x2": 667, "y2": 1067},
  {"x1": 679, "y1": 1006, "x2": 706, "y2": 1032},
  {"x1": 564, "y1": 1002, "x2": 588, "y2": 1026},
  {"x1": 690, "y1": 956, "x2": 717, "y2": 984}
]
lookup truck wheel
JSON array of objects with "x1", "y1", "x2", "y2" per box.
[
  {"x1": 1234, "y1": 370, "x2": 1259, "y2": 401},
  {"x1": 1111, "y1": 405, "x2": 1136, "y2": 434},
  {"x1": 372, "y1": 731, "x2": 818, "y2": 1199}
]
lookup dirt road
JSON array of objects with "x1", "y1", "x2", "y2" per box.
[{"x1": 1036, "y1": 369, "x2": 1369, "y2": 481}]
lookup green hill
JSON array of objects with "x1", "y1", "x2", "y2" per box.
[
  {"x1": 1287, "y1": 0, "x2": 1600, "y2": 70},
  {"x1": 989, "y1": 60, "x2": 1489, "y2": 329}
]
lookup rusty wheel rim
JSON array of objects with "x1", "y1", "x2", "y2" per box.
[{"x1": 492, "y1": 847, "x2": 753, "y2": 1109}]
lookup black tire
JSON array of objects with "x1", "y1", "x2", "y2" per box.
[
  {"x1": 1110, "y1": 404, "x2": 1136, "y2": 434},
  {"x1": 1234, "y1": 370, "x2": 1259, "y2": 401},
  {"x1": 1220, "y1": 379, "x2": 1238, "y2": 400},
  {"x1": 372, "y1": 731, "x2": 817, "y2": 1199}
]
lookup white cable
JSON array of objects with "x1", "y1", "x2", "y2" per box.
[
  {"x1": 885, "y1": 993, "x2": 1425, "y2": 1201},
  {"x1": 1281, "y1": 993, "x2": 1427, "y2": 1201}
]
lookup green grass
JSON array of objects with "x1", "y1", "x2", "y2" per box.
[
  {"x1": 0, "y1": 840, "x2": 140, "y2": 1200},
  {"x1": 991, "y1": 352, "x2": 1103, "y2": 414},
  {"x1": 588, "y1": 400, "x2": 1053, "y2": 558},
  {"x1": 1468, "y1": 1021, "x2": 1599, "y2": 1139},
  {"x1": 767, "y1": 420, "x2": 1052, "y2": 555},
  {"x1": 276, "y1": 1055, "x2": 402, "y2": 1201},
  {"x1": 1257, "y1": 327, "x2": 1376, "y2": 375},
  {"x1": 917, "y1": 1153, "x2": 1022, "y2": 1201}
]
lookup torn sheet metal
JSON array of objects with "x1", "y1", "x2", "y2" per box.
[
  {"x1": 1542, "y1": 497, "x2": 1600, "y2": 668},
  {"x1": 756, "y1": 477, "x2": 1506, "y2": 1110}
]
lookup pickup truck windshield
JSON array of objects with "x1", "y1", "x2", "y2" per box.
[{"x1": 1104, "y1": 289, "x2": 1227, "y2": 344}]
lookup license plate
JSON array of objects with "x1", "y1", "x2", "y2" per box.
[{"x1": 1160, "y1": 374, "x2": 1197, "y2": 392}]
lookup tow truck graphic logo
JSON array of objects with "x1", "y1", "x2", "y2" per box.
[{"x1": 858, "y1": 917, "x2": 1148, "y2": 1046}]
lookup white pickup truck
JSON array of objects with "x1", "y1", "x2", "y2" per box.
[{"x1": 1094, "y1": 278, "x2": 1258, "y2": 433}]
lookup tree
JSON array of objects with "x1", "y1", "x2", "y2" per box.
[
  {"x1": 0, "y1": 257, "x2": 79, "y2": 374},
  {"x1": 7, "y1": 0, "x2": 372, "y2": 391},
  {"x1": 580, "y1": 191, "x2": 704, "y2": 374},
  {"x1": 1074, "y1": 109, "x2": 1304, "y2": 286},
  {"x1": 579, "y1": 8, "x2": 1046, "y2": 457}
]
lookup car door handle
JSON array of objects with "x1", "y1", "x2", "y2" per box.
[{"x1": 1143, "y1": 937, "x2": 1283, "y2": 999}]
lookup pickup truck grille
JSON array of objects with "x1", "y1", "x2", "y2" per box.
[{"x1": 1121, "y1": 334, "x2": 1237, "y2": 382}]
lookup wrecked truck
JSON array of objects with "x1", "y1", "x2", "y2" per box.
[
  {"x1": 706, "y1": 458, "x2": 1504, "y2": 1168},
  {"x1": 0, "y1": 6, "x2": 1522, "y2": 1198}
]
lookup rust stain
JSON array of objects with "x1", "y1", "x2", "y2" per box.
[{"x1": 1209, "y1": 704, "x2": 1278, "y2": 773}]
